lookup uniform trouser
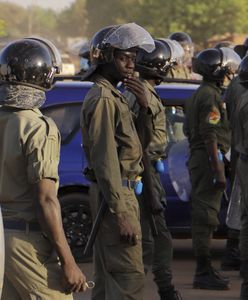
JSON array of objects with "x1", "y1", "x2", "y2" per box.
[
  {"x1": 138, "y1": 168, "x2": 173, "y2": 292},
  {"x1": 237, "y1": 157, "x2": 248, "y2": 261},
  {"x1": 0, "y1": 208, "x2": 4, "y2": 299},
  {"x1": 2, "y1": 230, "x2": 73, "y2": 300},
  {"x1": 89, "y1": 183, "x2": 144, "y2": 300},
  {"x1": 189, "y1": 149, "x2": 223, "y2": 257}
]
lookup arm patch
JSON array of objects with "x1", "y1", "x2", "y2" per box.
[{"x1": 207, "y1": 107, "x2": 221, "y2": 125}]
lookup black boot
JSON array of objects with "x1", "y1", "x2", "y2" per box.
[
  {"x1": 193, "y1": 256, "x2": 229, "y2": 290},
  {"x1": 241, "y1": 281, "x2": 248, "y2": 300},
  {"x1": 158, "y1": 285, "x2": 183, "y2": 300},
  {"x1": 221, "y1": 237, "x2": 240, "y2": 271},
  {"x1": 240, "y1": 261, "x2": 248, "y2": 300}
]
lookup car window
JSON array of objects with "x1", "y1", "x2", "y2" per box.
[
  {"x1": 42, "y1": 104, "x2": 81, "y2": 144},
  {"x1": 165, "y1": 105, "x2": 186, "y2": 144}
]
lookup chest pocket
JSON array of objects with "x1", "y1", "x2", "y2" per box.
[
  {"x1": 152, "y1": 102, "x2": 166, "y2": 132},
  {"x1": 120, "y1": 110, "x2": 136, "y2": 135}
]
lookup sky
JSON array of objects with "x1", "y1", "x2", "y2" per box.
[{"x1": 0, "y1": 0, "x2": 75, "y2": 11}]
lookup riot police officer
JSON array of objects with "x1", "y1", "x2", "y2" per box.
[
  {"x1": 184, "y1": 47, "x2": 240, "y2": 290},
  {"x1": 168, "y1": 31, "x2": 195, "y2": 79},
  {"x1": 234, "y1": 55, "x2": 248, "y2": 300},
  {"x1": 0, "y1": 38, "x2": 87, "y2": 299},
  {"x1": 124, "y1": 39, "x2": 183, "y2": 300},
  {"x1": 0, "y1": 206, "x2": 4, "y2": 299},
  {"x1": 80, "y1": 23, "x2": 155, "y2": 300}
]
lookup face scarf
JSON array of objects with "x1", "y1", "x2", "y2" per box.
[{"x1": 0, "y1": 83, "x2": 46, "y2": 109}]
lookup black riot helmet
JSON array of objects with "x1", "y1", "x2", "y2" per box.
[
  {"x1": 192, "y1": 47, "x2": 241, "y2": 82},
  {"x1": 25, "y1": 36, "x2": 62, "y2": 74},
  {"x1": 168, "y1": 32, "x2": 192, "y2": 45},
  {"x1": 0, "y1": 38, "x2": 60, "y2": 90},
  {"x1": 168, "y1": 32, "x2": 194, "y2": 66},
  {"x1": 135, "y1": 39, "x2": 171, "y2": 81},
  {"x1": 82, "y1": 23, "x2": 155, "y2": 81},
  {"x1": 168, "y1": 32, "x2": 193, "y2": 53},
  {"x1": 234, "y1": 37, "x2": 248, "y2": 59},
  {"x1": 89, "y1": 25, "x2": 119, "y2": 66},
  {"x1": 238, "y1": 55, "x2": 248, "y2": 83},
  {"x1": 81, "y1": 25, "x2": 118, "y2": 80}
]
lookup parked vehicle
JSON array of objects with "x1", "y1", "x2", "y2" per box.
[{"x1": 43, "y1": 80, "x2": 229, "y2": 261}]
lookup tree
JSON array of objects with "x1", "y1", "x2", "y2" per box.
[
  {"x1": 133, "y1": 0, "x2": 248, "y2": 46},
  {"x1": 0, "y1": 2, "x2": 27, "y2": 38},
  {"x1": 57, "y1": 0, "x2": 88, "y2": 38}
]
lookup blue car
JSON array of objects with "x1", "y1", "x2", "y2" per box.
[{"x1": 42, "y1": 80, "x2": 229, "y2": 261}]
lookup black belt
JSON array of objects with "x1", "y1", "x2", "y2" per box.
[
  {"x1": 122, "y1": 179, "x2": 137, "y2": 189},
  {"x1": 3, "y1": 220, "x2": 42, "y2": 232}
]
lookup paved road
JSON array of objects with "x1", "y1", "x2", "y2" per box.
[{"x1": 74, "y1": 239, "x2": 242, "y2": 300}]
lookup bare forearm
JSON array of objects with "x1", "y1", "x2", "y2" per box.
[{"x1": 36, "y1": 185, "x2": 75, "y2": 266}]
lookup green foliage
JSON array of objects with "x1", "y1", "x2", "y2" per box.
[
  {"x1": 1, "y1": 0, "x2": 248, "y2": 49},
  {"x1": 0, "y1": 19, "x2": 6, "y2": 37},
  {"x1": 84, "y1": 0, "x2": 248, "y2": 46},
  {"x1": 0, "y1": 2, "x2": 57, "y2": 39},
  {"x1": 0, "y1": 2, "x2": 27, "y2": 37},
  {"x1": 57, "y1": 0, "x2": 87, "y2": 38}
]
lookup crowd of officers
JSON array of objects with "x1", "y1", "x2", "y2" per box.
[{"x1": 0, "y1": 21, "x2": 248, "y2": 300}]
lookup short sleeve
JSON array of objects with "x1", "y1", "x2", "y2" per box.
[
  {"x1": 25, "y1": 118, "x2": 60, "y2": 184},
  {"x1": 198, "y1": 91, "x2": 221, "y2": 143}
]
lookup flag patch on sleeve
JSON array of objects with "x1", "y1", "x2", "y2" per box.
[{"x1": 207, "y1": 108, "x2": 220, "y2": 125}]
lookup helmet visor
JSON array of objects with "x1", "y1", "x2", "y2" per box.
[
  {"x1": 220, "y1": 47, "x2": 241, "y2": 74},
  {"x1": 103, "y1": 22, "x2": 155, "y2": 53},
  {"x1": 25, "y1": 36, "x2": 62, "y2": 74}
]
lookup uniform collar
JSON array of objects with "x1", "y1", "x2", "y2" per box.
[
  {"x1": 143, "y1": 79, "x2": 160, "y2": 99},
  {"x1": 201, "y1": 80, "x2": 222, "y2": 93},
  {"x1": 93, "y1": 74, "x2": 122, "y2": 98}
]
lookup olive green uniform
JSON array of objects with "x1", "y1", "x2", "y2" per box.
[
  {"x1": 220, "y1": 76, "x2": 246, "y2": 271},
  {"x1": 184, "y1": 81, "x2": 230, "y2": 257},
  {"x1": 80, "y1": 75, "x2": 144, "y2": 300},
  {"x1": 0, "y1": 108, "x2": 72, "y2": 300},
  {"x1": 234, "y1": 90, "x2": 248, "y2": 298},
  {"x1": 234, "y1": 89, "x2": 248, "y2": 261},
  {"x1": 168, "y1": 65, "x2": 192, "y2": 80},
  {"x1": 125, "y1": 81, "x2": 175, "y2": 292}
]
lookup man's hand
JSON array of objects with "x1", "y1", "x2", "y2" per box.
[
  {"x1": 212, "y1": 162, "x2": 226, "y2": 190},
  {"x1": 116, "y1": 213, "x2": 139, "y2": 246},
  {"x1": 123, "y1": 76, "x2": 148, "y2": 109},
  {"x1": 62, "y1": 261, "x2": 87, "y2": 293}
]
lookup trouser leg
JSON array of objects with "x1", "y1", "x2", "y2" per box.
[
  {"x1": 90, "y1": 184, "x2": 145, "y2": 300},
  {"x1": 3, "y1": 230, "x2": 73, "y2": 300},
  {"x1": 237, "y1": 159, "x2": 248, "y2": 300}
]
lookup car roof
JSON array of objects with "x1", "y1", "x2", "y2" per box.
[{"x1": 44, "y1": 80, "x2": 199, "y2": 108}]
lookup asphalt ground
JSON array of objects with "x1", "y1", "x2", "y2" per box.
[{"x1": 74, "y1": 239, "x2": 242, "y2": 300}]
